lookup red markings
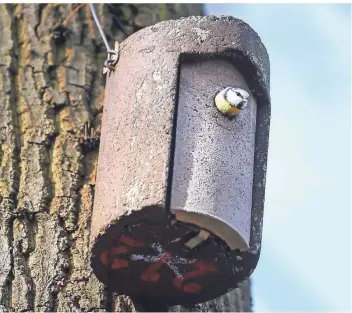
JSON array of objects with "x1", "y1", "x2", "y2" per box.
[
  {"x1": 173, "y1": 261, "x2": 218, "y2": 293},
  {"x1": 183, "y1": 283, "x2": 202, "y2": 294},
  {"x1": 111, "y1": 259, "x2": 129, "y2": 269},
  {"x1": 119, "y1": 235, "x2": 144, "y2": 247},
  {"x1": 111, "y1": 245, "x2": 131, "y2": 255},
  {"x1": 100, "y1": 250, "x2": 109, "y2": 266},
  {"x1": 100, "y1": 247, "x2": 130, "y2": 269},
  {"x1": 141, "y1": 252, "x2": 171, "y2": 282},
  {"x1": 99, "y1": 236, "x2": 219, "y2": 295},
  {"x1": 99, "y1": 235, "x2": 143, "y2": 269},
  {"x1": 172, "y1": 276, "x2": 183, "y2": 290},
  {"x1": 183, "y1": 262, "x2": 218, "y2": 280}
]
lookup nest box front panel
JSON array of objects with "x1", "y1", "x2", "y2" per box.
[{"x1": 171, "y1": 58, "x2": 257, "y2": 251}]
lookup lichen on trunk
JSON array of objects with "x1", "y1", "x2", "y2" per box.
[{"x1": 0, "y1": 3, "x2": 251, "y2": 312}]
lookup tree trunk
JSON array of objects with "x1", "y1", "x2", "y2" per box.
[{"x1": 0, "y1": 4, "x2": 251, "y2": 312}]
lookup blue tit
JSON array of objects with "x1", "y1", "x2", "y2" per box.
[{"x1": 214, "y1": 87, "x2": 250, "y2": 117}]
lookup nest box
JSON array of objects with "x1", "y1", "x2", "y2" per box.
[{"x1": 90, "y1": 16, "x2": 271, "y2": 306}]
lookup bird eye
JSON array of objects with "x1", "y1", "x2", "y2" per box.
[
  {"x1": 236, "y1": 92, "x2": 241, "y2": 97},
  {"x1": 237, "y1": 102, "x2": 243, "y2": 109}
]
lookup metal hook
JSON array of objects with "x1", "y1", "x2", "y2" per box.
[
  {"x1": 89, "y1": 3, "x2": 119, "y2": 74},
  {"x1": 103, "y1": 42, "x2": 120, "y2": 75}
]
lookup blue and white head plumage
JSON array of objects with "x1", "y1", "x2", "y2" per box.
[{"x1": 223, "y1": 87, "x2": 249, "y2": 110}]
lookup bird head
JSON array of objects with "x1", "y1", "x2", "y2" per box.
[{"x1": 225, "y1": 87, "x2": 249, "y2": 110}]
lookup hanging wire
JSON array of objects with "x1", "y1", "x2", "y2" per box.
[
  {"x1": 89, "y1": 3, "x2": 111, "y2": 51},
  {"x1": 89, "y1": 3, "x2": 119, "y2": 73},
  {"x1": 61, "y1": 3, "x2": 119, "y2": 73}
]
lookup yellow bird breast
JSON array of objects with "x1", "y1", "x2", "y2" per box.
[{"x1": 214, "y1": 93, "x2": 241, "y2": 117}]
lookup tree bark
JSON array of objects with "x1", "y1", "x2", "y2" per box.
[{"x1": 0, "y1": 4, "x2": 251, "y2": 312}]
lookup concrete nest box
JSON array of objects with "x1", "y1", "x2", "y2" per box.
[{"x1": 90, "y1": 16, "x2": 271, "y2": 306}]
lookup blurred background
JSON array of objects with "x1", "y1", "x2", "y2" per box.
[{"x1": 204, "y1": 3, "x2": 351, "y2": 312}]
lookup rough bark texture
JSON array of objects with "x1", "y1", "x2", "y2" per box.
[{"x1": 0, "y1": 3, "x2": 251, "y2": 312}]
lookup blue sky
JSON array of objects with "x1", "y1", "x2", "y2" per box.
[{"x1": 205, "y1": 4, "x2": 351, "y2": 312}]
